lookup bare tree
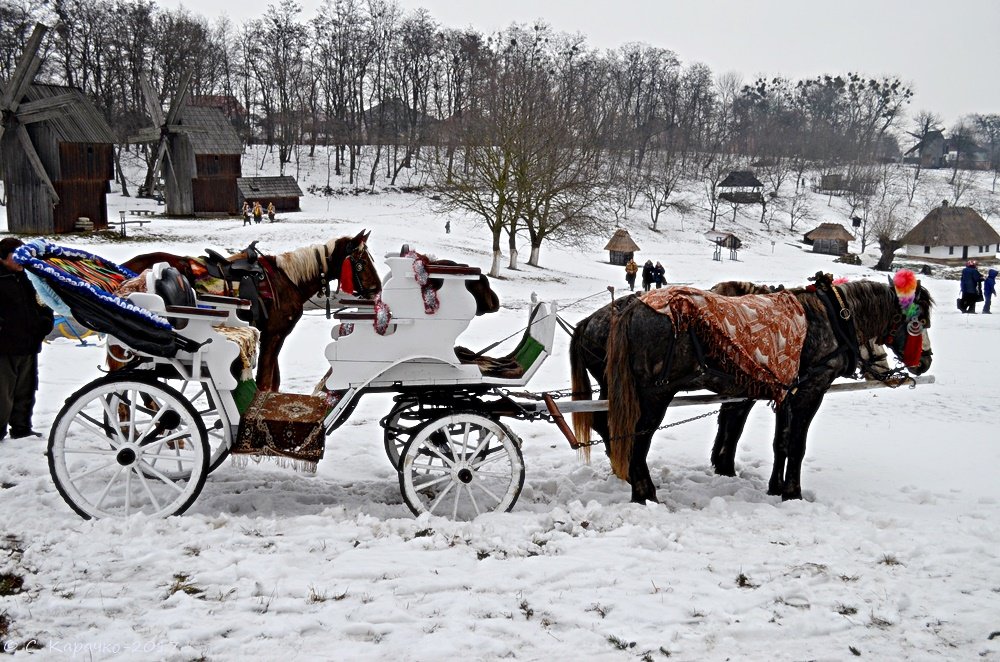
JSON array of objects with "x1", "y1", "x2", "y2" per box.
[
  {"x1": 782, "y1": 189, "x2": 813, "y2": 232},
  {"x1": 950, "y1": 167, "x2": 977, "y2": 205},
  {"x1": 871, "y1": 198, "x2": 911, "y2": 271}
]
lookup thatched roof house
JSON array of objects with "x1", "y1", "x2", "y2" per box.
[
  {"x1": 236, "y1": 176, "x2": 303, "y2": 212},
  {"x1": 604, "y1": 228, "x2": 640, "y2": 265},
  {"x1": 804, "y1": 223, "x2": 855, "y2": 256},
  {"x1": 901, "y1": 201, "x2": 1000, "y2": 263}
]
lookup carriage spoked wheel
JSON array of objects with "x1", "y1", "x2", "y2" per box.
[
  {"x1": 49, "y1": 376, "x2": 209, "y2": 519},
  {"x1": 381, "y1": 398, "x2": 449, "y2": 470},
  {"x1": 398, "y1": 412, "x2": 525, "y2": 520},
  {"x1": 177, "y1": 381, "x2": 233, "y2": 473}
]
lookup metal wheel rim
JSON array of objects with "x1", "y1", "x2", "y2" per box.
[
  {"x1": 399, "y1": 413, "x2": 524, "y2": 520},
  {"x1": 49, "y1": 379, "x2": 208, "y2": 519}
]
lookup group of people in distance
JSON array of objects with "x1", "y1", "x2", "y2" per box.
[
  {"x1": 624, "y1": 257, "x2": 666, "y2": 292},
  {"x1": 242, "y1": 200, "x2": 277, "y2": 226},
  {"x1": 959, "y1": 259, "x2": 996, "y2": 314}
]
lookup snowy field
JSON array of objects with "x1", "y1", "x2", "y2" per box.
[{"x1": 1, "y1": 150, "x2": 999, "y2": 661}]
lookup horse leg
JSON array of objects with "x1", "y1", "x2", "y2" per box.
[
  {"x1": 780, "y1": 393, "x2": 826, "y2": 501},
  {"x1": 628, "y1": 398, "x2": 671, "y2": 504},
  {"x1": 711, "y1": 400, "x2": 755, "y2": 476},
  {"x1": 255, "y1": 332, "x2": 282, "y2": 391},
  {"x1": 767, "y1": 403, "x2": 792, "y2": 496}
]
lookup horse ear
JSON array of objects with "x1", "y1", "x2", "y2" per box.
[{"x1": 353, "y1": 229, "x2": 367, "y2": 245}]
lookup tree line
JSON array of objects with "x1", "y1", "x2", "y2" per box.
[{"x1": 2, "y1": 0, "x2": 998, "y2": 274}]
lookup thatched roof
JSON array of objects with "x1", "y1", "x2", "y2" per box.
[
  {"x1": 901, "y1": 203, "x2": 1000, "y2": 246},
  {"x1": 604, "y1": 228, "x2": 640, "y2": 252},
  {"x1": 237, "y1": 176, "x2": 303, "y2": 200},
  {"x1": 805, "y1": 223, "x2": 855, "y2": 242},
  {"x1": 178, "y1": 105, "x2": 242, "y2": 155},
  {"x1": 719, "y1": 171, "x2": 763, "y2": 188},
  {"x1": 24, "y1": 84, "x2": 116, "y2": 144}
]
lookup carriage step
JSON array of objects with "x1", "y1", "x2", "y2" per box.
[{"x1": 233, "y1": 392, "x2": 328, "y2": 467}]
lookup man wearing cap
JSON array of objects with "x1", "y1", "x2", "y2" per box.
[
  {"x1": 959, "y1": 259, "x2": 984, "y2": 314},
  {"x1": 0, "y1": 238, "x2": 54, "y2": 440}
]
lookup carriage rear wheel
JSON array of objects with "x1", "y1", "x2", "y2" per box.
[
  {"x1": 382, "y1": 398, "x2": 449, "y2": 470},
  {"x1": 49, "y1": 377, "x2": 209, "y2": 519},
  {"x1": 398, "y1": 412, "x2": 524, "y2": 520}
]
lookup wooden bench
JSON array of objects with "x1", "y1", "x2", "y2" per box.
[
  {"x1": 130, "y1": 209, "x2": 156, "y2": 217},
  {"x1": 115, "y1": 218, "x2": 151, "y2": 238}
]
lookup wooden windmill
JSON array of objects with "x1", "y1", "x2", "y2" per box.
[
  {"x1": 129, "y1": 69, "x2": 243, "y2": 216},
  {"x1": 0, "y1": 23, "x2": 116, "y2": 234}
]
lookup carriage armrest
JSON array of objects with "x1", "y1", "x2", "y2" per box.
[
  {"x1": 334, "y1": 310, "x2": 378, "y2": 321},
  {"x1": 425, "y1": 264, "x2": 481, "y2": 276},
  {"x1": 197, "y1": 294, "x2": 251, "y2": 309},
  {"x1": 337, "y1": 297, "x2": 375, "y2": 307},
  {"x1": 164, "y1": 306, "x2": 229, "y2": 319}
]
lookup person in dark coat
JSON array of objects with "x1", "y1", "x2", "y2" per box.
[
  {"x1": 0, "y1": 238, "x2": 54, "y2": 440},
  {"x1": 641, "y1": 260, "x2": 654, "y2": 292},
  {"x1": 653, "y1": 261, "x2": 666, "y2": 288},
  {"x1": 959, "y1": 260, "x2": 984, "y2": 313},
  {"x1": 984, "y1": 268, "x2": 997, "y2": 314}
]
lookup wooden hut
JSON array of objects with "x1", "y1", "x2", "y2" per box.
[
  {"x1": 803, "y1": 223, "x2": 855, "y2": 255},
  {"x1": 0, "y1": 24, "x2": 116, "y2": 234},
  {"x1": 130, "y1": 70, "x2": 243, "y2": 216},
  {"x1": 718, "y1": 171, "x2": 764, "y2": 204},
  {"x1": 603, "y1": 228, "x2": 640, "y2": 265},
  {"x1": 236, "y1": 176, "x2": 303, "y2": 213},
  {"x1": 900, "y1": 200, "x2": 1000, "y2": 264}
]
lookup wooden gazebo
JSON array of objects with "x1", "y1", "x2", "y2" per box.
[
  {"x1": 0, "y1": 24, "x2": 116, "y2": 234},
  {"x1": 603, "y1": 229, "x2": 640, "y2": 265},
  {"x1": 804, "y1": 223, "x2": 855, "y2": 255},
  {"x1": 718, "y1": 171, "x2": 765, "y2": 205}
]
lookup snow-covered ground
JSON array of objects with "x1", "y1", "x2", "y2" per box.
[{"x1": 1, "y1": 150, "x2": 998, "y2": 661}]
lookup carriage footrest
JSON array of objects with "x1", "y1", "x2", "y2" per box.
[{"x1": 233, "y1": 392, "x2": 327, "y2": 466}]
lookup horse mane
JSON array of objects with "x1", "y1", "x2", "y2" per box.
[
  {"x1": 836, "y1": 280, "x2": 899, "y2": 340},
  {"x1": 274, "y1": 237, "x2": 341, "y2": 286}
]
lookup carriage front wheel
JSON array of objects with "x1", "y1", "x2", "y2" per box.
[
  {"x1": 398, "y1": 412, "x2": 525, "y2": 520},
  {"x1": 48, "y1": 376, "x2": 209, "y2": 519}
]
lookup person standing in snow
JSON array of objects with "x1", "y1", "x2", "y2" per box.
[
  {"x1": 984, "y1": 268, "x2": 997, "y2": 314},
  {"x1": 653, "y1": 261, "x2": 666, "y2": 288},
  {"x1": 959, "y1": 259, "x2": 984, "y2": 313},
  {"x1": 641, "y1": 260, "x2": 654, "y2": 292},
  {"x1": 252, "y1": 201, "x2": 263, "y2": 225},
  {"x1": 267, "y1": 202, "x2": 276, "y2": 223},
  {"x1": 624, "y1": 258, "x2": 638, "y2": 291}
]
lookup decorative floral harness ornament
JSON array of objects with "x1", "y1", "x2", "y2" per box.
[{"x1": 891, "y1": 269, "x2": 924, "y2": 368}]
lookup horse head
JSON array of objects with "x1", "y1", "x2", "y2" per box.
[
  {"x1": 884, "y1": 270, "x2": 933, "y2": 375},
  {"x1": 331, "y1": 230, "x2": 381, "y2": 298}
]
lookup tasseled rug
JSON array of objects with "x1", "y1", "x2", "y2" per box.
[
  {"x1": 233, "y1": 392, "x2": 327, "y2": 472},
  {"x1": 640, "y1": 286, "x2": 807, "y2": 405}
]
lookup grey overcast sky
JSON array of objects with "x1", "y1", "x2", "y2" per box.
[{"x1": 161, "y1": 0, "x2": 999, "y2": 126}]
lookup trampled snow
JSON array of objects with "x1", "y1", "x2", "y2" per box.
[{"x1": 1, "y1": 149, "x2": 997, "y2": 661}]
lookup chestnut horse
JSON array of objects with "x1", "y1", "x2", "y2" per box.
[
  {"x1": 573, "y1": 275, "x2": 933, "y2": 503},
  {"x1": 123, "y1": 231, "x2": 381, "y2": 391}
]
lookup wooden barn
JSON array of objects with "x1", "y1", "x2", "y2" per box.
[
  {"x1": 900, "y1": 200, "x2": 1000, "y2": 264},
  {"x1": 0, "y1": 23, "x2": 116, "y2": 235},
  {"x1": 130, "y1": 70, "x2": 243, "y2": 217},
  {"x1": 236, "y1": 176, "x2": 303, "y2": 213},
  {"x1": 603, "y1": 228, "x2": 640, "y2": 265},
  {"x1": 803, "y1": 223, "x2": 855, "y2": 255}
]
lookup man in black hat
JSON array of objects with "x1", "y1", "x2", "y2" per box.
[{"x1": 0, "y1": 238, "x2": 54, "y2": 440}]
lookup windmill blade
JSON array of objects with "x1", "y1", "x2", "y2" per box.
[
  {"x1": 16, "y1": 92, "x2": 77, "y2": 124},
  {"x1": 0, "y1": 23, "x2": 47, "y2": 110},
  {"x1": 164, "y1": 67, "x2": 195, "y2": 127},
  {"x1": 128, "y1": 127, "x2": 164, "y2": 143},
  {"x1": 138, "y1": 71, "x2": 164, "y2": 127},
  {"x1": 158, "y1": 137, "x2": 180, "y2": 195},
  {"x1": 15, "y1": 122, "x2": 59, "y2": 203},
  {"x1": 168, "y1": 125, "x2": 206, "y2": 134}
]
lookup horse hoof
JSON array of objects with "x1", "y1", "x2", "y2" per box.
[
  {"x1": 767, "y1": 483, "x2": 784, "y2": 497},
  {"x1": 781, "y1": 490, "x2": 802, "y2": 501}
]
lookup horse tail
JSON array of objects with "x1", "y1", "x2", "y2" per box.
[
  {"x1": 606, "y1": 300, "x2": 642, "y2": 481},
  {"x1": 570, "y1": 318, "x2": 594, "y2": 461}
]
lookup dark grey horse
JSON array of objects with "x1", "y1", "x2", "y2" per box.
[{"x1": 571, "y1": 276, "x2": 933, "y2": 503}]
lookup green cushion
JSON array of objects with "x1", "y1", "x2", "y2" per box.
[
  {"x1": 514, "y1": 335, "x2": 544, "y2": 372},
  {"x1": 233, "y1": 379, "x2": 258, "y2": 414}
]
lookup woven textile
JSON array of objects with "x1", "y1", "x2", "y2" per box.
[
  {"x1": 233, "y1": 392, "x2": 327, "y2": 468},
  {"x1": 641, "y1": 286, "x2": 807, "y2": 404}
]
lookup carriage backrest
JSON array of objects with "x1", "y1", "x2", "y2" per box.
[
  {"x1": 508, "y1": 299, "x2": 558, "y2": 383},
  {"x1": 145, "y1": 263, "x2": 197, "y2": 328}
]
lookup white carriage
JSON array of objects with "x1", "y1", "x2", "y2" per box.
[{"x1": 24, "y1": 241, "x2": 557, "y2": 521}]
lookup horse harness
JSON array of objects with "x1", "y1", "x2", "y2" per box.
[
  {"x1": 202, "y1": 241, "x2": 270, "y2": 324},
  {"x1": 314, "y1": 239, "x2": 378, "y2": 318}
]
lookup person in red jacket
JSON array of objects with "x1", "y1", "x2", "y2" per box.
[{"x1": 0, "y1": 238, "x2": 54, "y2": 440}]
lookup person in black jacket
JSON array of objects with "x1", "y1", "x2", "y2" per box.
[{"x1": 0, "y1": 238, "x2": 54, "y2": 440}]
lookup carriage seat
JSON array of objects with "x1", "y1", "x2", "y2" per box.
[{"x1": 455, "y1": 298, "x2": 557, "y2": 384}]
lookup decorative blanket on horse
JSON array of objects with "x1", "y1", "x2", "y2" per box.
[
  {"x1": 233, "y1": 391, "x2": 327, "y2": 470},
  {"x1": 640, "y1": 286, "x2": 807, "y2": 404}
]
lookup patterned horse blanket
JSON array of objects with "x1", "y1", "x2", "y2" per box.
[{"x1": 641, "y1": 286, "x2": 807, "y2": 404}]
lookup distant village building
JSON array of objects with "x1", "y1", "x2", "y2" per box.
[
  {"x1": 904, "y1": 130, "x2": 947, "y2": 168},
  {"x1": 603, "y1": 228, "x2": 640, "y2": 265},
  {"x1": 236, "y1": 176, "x2": 303, "y2": 213},
  {"x1": 900, "y1": 200, "x2": 1000, "y2": 263},
  {"x1": 803, "y1": 223, "x2": 855, "y2": 256},
  {"x1": 718, "y1": 171, "x2": 764, "y2": 204}
]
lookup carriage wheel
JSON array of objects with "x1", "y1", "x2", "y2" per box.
[
  {"x1": 178, "y1": 381, "x2": 233, "y2": 473},
  {"x1": 382, "y1": 398, "x2": 449, "y2": 470},
  {"x1": 398, "y1": 412, "x2": 525, "y2": 520},
  {"x1": 49, "y1": 377, "x2": 209, "y2": 519}
]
